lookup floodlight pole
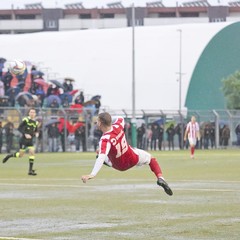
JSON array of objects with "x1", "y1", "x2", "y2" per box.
[
  {"x1": 177, "y1": 29, "x2": 184, "y2": 149},
  {"x1": 131, "y1": 3, "x2": 137, "y2": 147},
  {"x1": 177, "y1": 29, "x2": 182, "y2": 113}
]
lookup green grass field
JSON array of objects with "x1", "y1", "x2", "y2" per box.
[{"x1": 0, "y1": 149, "x2": 239, "y2": 240}]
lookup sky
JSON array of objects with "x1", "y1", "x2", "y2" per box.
[
  {"x1": 0, "y1": 0, "x2": 230, "y2": 9},
  {"x1": 0, "y1": 22, "x2": 230, "y2": 111}
]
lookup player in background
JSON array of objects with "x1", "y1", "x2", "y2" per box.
[
  {"x1": 2, "y1": 108, "x2": 39, "y2": 176},
  {"x1": 184, "y1": 116, "x2": 200, "y2": 159},
  {"x1": 81, "y1": 112, "x2": 173, "y2": 196}
]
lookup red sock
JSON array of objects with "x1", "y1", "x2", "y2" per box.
[
  {"x1": 191, "y1": 146, "x2": 195, "y2": 155},
  {"x1": 149, "y1": 158, "x2": 162, "y2": 178}
]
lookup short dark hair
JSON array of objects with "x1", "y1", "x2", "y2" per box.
[
  {"x1": 98, "y1": 112, "x2": 112, "y2": 127},
  {"x1": 28, "y1": 108, "x2": 36, "y2": 114}
]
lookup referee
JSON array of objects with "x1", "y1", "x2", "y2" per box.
[{"x1": 2, "y1": 108, "x2": 39, "y2": 176}]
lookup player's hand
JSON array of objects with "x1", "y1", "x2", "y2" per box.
[
  {"x1": 81, "y1": 175, "x2": 94, "y2": 183},
  {"x1": 25, "y1": 134, "x2": 32, "y2": 139}
]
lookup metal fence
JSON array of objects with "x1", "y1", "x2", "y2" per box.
[{"x1": 0, "y1": 107, "x2": 240, "y2": 153}]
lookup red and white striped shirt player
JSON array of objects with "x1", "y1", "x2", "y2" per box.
[
  {"x1": 81, "y1": 112, "x2": 173, "y2": 196},
  {"x1": 184, "y1": 116, "x2": 200, "y2": 159}
]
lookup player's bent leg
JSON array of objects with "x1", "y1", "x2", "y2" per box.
[
  {"x1": 149, "y1": 158, "x2": 162, "y2": 178},
  {"x1": 157, "y1": 177, "x2": 173, "y2": 196},
  {"x1": 150, "y1": 158, "x2": 173, "y2": 196},
  {"x1": 2, "y1": 149, "x2": 24, "y2": 163},
  {"x1": 134, "y1": 148, "x2": 173, "y2": 196},
  {"x1": 2, "y1": 153, "x2": 13, "y2": 163}
]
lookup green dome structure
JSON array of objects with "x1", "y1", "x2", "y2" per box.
[{"x1": 185, "y1": 22, "x2": 240, "y2": 111}]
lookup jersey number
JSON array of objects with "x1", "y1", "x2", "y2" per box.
[{"x1": 115, "y1": 136, "x2": 128, "y2": 158}]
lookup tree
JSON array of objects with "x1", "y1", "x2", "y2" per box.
[{"x1": 222, "y1": 70, "x2": 240, "y2": 109}]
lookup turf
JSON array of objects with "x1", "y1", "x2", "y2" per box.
[{"x1": 0, "y1": 149, "x2": 239, "y2": 240}]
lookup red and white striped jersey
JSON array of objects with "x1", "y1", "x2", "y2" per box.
[
  {"x1": 186, "y1": 121, "x2": 200, "y2": 139},
  {"x1": 99, "y1": 117, "x2": 139, "y2": 171}
]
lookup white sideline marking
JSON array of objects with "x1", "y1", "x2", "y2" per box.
[
  {"x1": 0, "y1": 178, "x2": 240, "y2": 183},
  {"x1": 0, "y1": 182, "x2": 239, "y2": 192},
  {"x1": 0, "y1": 237, "x2": 42, "y2": 240}
]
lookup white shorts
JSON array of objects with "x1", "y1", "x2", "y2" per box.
[
  {"x1": 188, "y1": 137, "x2": 197, "y2": 146},
  {"x1": 132, "y1": 147, "x2": 151, "y2": 166}
]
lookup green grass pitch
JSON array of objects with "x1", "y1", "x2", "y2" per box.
[{"x1": 0, "y1": 149, "x2": 239, "y2": 240}]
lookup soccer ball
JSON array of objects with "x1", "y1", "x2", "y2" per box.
[{"x1": 8, "y1": 59, "x2": 26, "y2": 75}]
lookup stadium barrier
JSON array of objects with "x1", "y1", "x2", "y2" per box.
[{"x1": 0, "y1": 107, "x2": 240, "y2": 152}]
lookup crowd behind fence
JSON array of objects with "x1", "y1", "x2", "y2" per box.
[{"x1": 0, "y1": 107, "x2": 240, "y2": 154}]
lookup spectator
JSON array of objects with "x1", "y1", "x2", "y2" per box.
[
  {"x1": 166, "y1": 123, "x2": 175, "y2": 151},
  {"x1": 222, "y1": 124, "x2": 230, "y2": 148},
  {"x1": 199, "y1": 124, "x2": 204, "y2": 149},
  {"x1": 47, "y1": 84, "x2": 60, "y2": 96},
  {"x1": 151, "y1": 124, "x2": 159, "y2": 151},
  {"x1": 49, "y1": 99, "x2": 60, "y2": 114},
  {"x1": 79, "y1": 125, "x2": 87, "y2": 152},
  {"x1": 8, "y1": 88, "x2": 16, "y2": 107},
  {"x1": 63, "y1": 79, "x2": 73, "y2": 92},
  {"x1": 93, "y1": 125, "x2": 102, "y2": 152},
  {"x1": 62, "y1": 95, "x2": 70, "y2": 108},
  {"x1": 209, "y1": 124, "x2": 215, "y2": 149},
  {"x1": 3, "y1": 119, "x2": 14, "y2": 153},
  {"x1": 203, "y1": 124, "x2": 210, "y2": 149},
  {"x1": 74, "y1": 124, "x2": 83, "y2": 152},
  {"x1": 158, "y1": 124, "x2": 164, "y2": 151},
  {"x1": 91, "y1": 95, "x2": 101, "y2": 115},
  {"x1": 137, "y1": 123, "x2": 145, "y2": 149},
  {"x1": 175, "y1": 123, "x2": 184, "y2": 149},
  {"x1": 235, "y1": 124, "x2": 240, "y2": 146},
  {"x1": 219, "y1": 125, "x2": 224, "y2": 147},
  {"x1": 145, "y1": 125, "x2": 152, "y2": 151},
  {"x1": 124, "y1": 121, "x2": 131, "y2": 144},
  {"x1": 46, "y1": 84, "x2": 54, "y2": 97},
  {"x1": 79, "y1": 91, "x2": 85, "y2": 104},
  {"x1": 2, "y1": 71, "x2": 12, "y2": 93},
  {"x1": 47, "y1": 123, "x2": 60, "y2": 152},
  {"x1": 60, "y1": 128, "x2": 68, "y2": 152}
]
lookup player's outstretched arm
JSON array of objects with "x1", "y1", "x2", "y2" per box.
[
  {"x1": 81, "y1": 174, "x2": 95, "y2": 183},
  {"x1": 81, "y1": 153, "x2": 108, "y2": 183}
]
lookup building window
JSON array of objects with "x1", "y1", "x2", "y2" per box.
[
  {"x1": 46, "y1": 20, "x2": 57, "y2": 29},
  {"x1": 100, "y1": 13, "x2": 114, "y2": 19},
  {"x1": 0, "y1": 15, "x2": 11, "y2": 19},
  {"x1": 158, "y1": 12, "x2": 176, "y2": 17},
  {"x1": 79, "y1": 14, "x2": 91, "y2": 19},
  {"x1": 180, "y1": 12, "x2": 199, "y2": 17},
  {"x1": 16, "y1": 14, "x2": 36, "y2": 19},
  {"x1": 209, "y1": 18, "x2": 226, "y2": 22}
]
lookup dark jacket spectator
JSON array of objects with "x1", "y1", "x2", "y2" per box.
[
  {"x1": 63, "y1": 80, "x2": 73, "y2": 92},
  {"x1": 222, "y1": 125, "x2": 230, "y2": 148},
  {"x1": 235, "y1": 124, "x2": 240, "y2": 146},
  {"x1": 137, "y1": 123, "x2": 145, "y2": 149},
  {"x1": 4, "y1": 120, "x2": 14, "y2": 153},
  {"x1": 166, "y1": 124, "x2": 175, "y2": 150},
  {"x1": 47, "y1": 123, "x2": 60, "y2": 152}
]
